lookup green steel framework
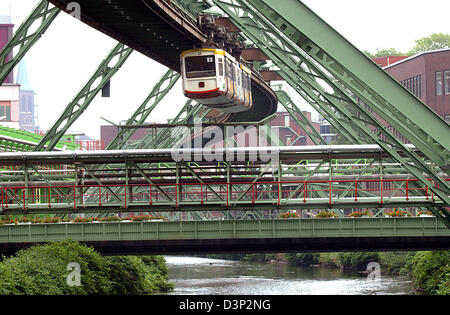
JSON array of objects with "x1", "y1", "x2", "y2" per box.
[
  {"x1": 0, "y1": 0, "x2": 60, "y2": 85},
  {"x1": 34, "y1": 42, "x2": 133, "y2": 151},
  {"x1": 273, "y1": 86, "x2": 326, "y2": 146},
  {"x1": 106, "y1": 69, "x2": 181, "y2": 150},
  {"x1": 0, "y1": 218, "x2": 449, "y2": 249},
  {"x1": 207, "y1": 0, "x2": 450, "y2": 224},
  {"x1": 0, "y1": 125, "x2": 79, "y2": 152},
  {"x1": 0, "y1": 147, "x2": 446, "y2": 217},
  {"x1": 0, "y1": 0, "x2": 448, "y2": 228}
]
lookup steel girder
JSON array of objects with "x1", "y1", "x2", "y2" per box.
[
  {"x1": 0, "y1": 0, "x2": 60, "y2": 85},
  {"x1": 106, "y1": 69, "x2": 180, "y2": 150},
  {"x1": 34, "y1": 42, "x2": 133, "y2": 151},
  {"x1": 212, "y1": 0, "x2": 365, "y2": 145},
  {"x1": 0, "y1": 148, "x2": 445, "y2": 216},
  {"x1": 211, "y1": 0, "x2": 450, "y2": 226},
  {"x1": 255, "y1": 0, "x2": 449, "y2": 168}
]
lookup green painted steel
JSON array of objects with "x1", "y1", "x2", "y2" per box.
[
  {"x1": 211, "y1": 0, "x2": 365, "y2": 145},
  {"x1": 274, "y1": 87, "x2": 326, "y2": 146},
  {"x1": 250, "y1": 0, "x2": 450, "y2": 185},
  {"x1": 106, "y1": 69, "x2": 180, "y2": 150},
  {"x1": 255, "y1": 0, "x2": 450, "y2": 165},
  {"x1": 0, "y1": 218, "x2": 448, "y2": 244},
  {"x1": 210, "y1": 0, "x2": 450, "y2": 225},
  {"x1": 0, "y1": 0, "x2": 60, "y2": 85},
  {"x1": 34, "y1": 42, "x2": 133, "y2": 152},
  {"x1": 0, "y1": 125, "x2": 79, "y2": 151}
]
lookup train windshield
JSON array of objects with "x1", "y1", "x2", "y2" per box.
[{"x1": 185, "y1": 55, "x2": 216, "y2": 78}]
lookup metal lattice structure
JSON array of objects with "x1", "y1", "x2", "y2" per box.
[{"x1": 0, "y1": 0, "x2": 449, "y2": 233}]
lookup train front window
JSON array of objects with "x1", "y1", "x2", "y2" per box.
[{"x1": 185, "y1": 55, "x2": 216, "y2": 78}]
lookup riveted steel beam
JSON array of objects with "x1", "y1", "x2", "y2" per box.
[
  {"x1": 212, "y1": 0, "x2": 365, "y2": 145},
  {"x1": 106, "y1": 69, "x2": 180, "y2": 150},
  {"x1": 211, "y1": 0, "x2": 450, "y2": 225},
  {"x1": 256, "y1": 0, "x2": 449, "y2": 167},
  {"x1": 0, "y1": 0, "x2": 60, "y2": 85},
  {"x1": 34, "y1": 42, "x2": 133, "y2": 151},
  {"x1": 274, "y1": 87, "x2": 326, "y2": 146}
]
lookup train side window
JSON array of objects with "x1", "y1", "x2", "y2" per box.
[
  {"x1": 218, "y1": 58, "x2": 224, "y2": 76},
  {"x1": 185, "y1": 55, "x2": 216, "y2": 78},
  {"x1": 226, "y1": 60, "x2": 232, "y2": 79}
]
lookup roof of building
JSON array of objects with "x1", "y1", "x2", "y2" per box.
[{"x1": 384, "y1": 48, "x2": 450, "y2": 70}]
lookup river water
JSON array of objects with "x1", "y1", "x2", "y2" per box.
[{"x1": 164, "y1": 256, "x2": 415, "y2": 295}]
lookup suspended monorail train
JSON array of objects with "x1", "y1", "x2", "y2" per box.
[{"x1": 181, "y1": 48, "x2": 253, "y2": 113}]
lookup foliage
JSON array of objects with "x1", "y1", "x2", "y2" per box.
[
  {"x1": 337, "y1": 252, "x2": 380, "y2": 271},
  {"x1": 417, "y1": 210, "x2": 434, "y2": 216},
  {"x1": 100, "y1": 216, "x2": 122, "y2": 222},
  {"x1": 42, "y1": 217, "x2": 62, "y2": 224},
  {"x1": 0, "y1": 240, "x2": 113, "y2": 295},
  {"x1": 129, "y1": 215, "x2": 153, "y2": 222},
  {"x1": 315, "y1": 211, "x2": 337, "y2": 218},
  {"x1": 408, "y1": 33, "x2": 450, "y2": 55},
  {"x1": 72, "y1": 217, "x2": 94, "y2": 223},
  {"x1": 279, "y1": 212, "x2": 299, "y2": 219},
  {"x1": 377, "y1": 252, "x2": 409, "y2": 276},
  {"x1": 318, "y1": 253, "x2": 340, "y2": 268},
  {"x1": 285, "y1": 253, "x2": 319, "y2": 266},
  {"x1": 402, "y1": 251, "x2": 450, "y2": 295},
  {"x1": 364, "y1": 48, "x2": 407, "y2": 58},
  {"x1": 347, "y1": 210, "x2": 371, "y2": 218},
  {"x1": 0, "y1": 241, "x2": 174, "y2": 295},
  {"x1": 385, "y1": 209, "x2": 411, "y2": 217},
  {"x1": 106, "y1": 256, "x2": 173, "y2": 294}
]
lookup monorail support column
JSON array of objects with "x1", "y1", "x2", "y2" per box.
[
  {"x1": 34, "y1": 42, "x2": 133, "y2": 151},
  {"x1": 214, "y1": 0, "x2": 449, "y2": 226},
  {"x1": 24, "y1": 164, "x2": 29, "y2": 212},
  {"x1": 0, "y1": 0, "x2": 60, "y2": 85}
]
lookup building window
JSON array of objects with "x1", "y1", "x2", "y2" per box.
[
  {"x1": 401, "y1": 75, "x2": 422, "y2": 98},
  {"x1": 445, "y1": 70, "x2": 450, "y2": 95},
  {"x1": 436, "y1": 71, "x2": 443, "y2": 95},
  {"x1": 0, "y1": 105, "x2": 11, "y2": 121},
  {"x1": 284, "y1": 115, "x2": 290, "y2": 127}
]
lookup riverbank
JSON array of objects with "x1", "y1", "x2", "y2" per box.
[
  {"x1": 0, "y1": 240, "x2": 174, "y2": 295},
  {"x1": 200, "y1": 251, "x2": 449, "y2": 295}
]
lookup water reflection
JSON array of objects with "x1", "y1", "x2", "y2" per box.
[{"x1": 164, "y1": 256, "x2": 414, "y2": 295}]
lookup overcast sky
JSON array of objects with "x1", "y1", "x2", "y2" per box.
[{"x1": 0, "y1": 0, "x2": 449, "y2": 140}]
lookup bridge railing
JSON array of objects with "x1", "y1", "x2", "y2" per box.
[{"x1": 0, "y1": 178, "x2": 447, "y2": 214}]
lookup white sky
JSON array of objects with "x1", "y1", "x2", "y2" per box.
[{"x1": 0, "y1": 0, "x2": 449, "y2": 139}]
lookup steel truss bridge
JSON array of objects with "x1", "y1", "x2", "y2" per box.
[
  {"x1": 0, "y1": 146, "x2": 447, "y2": 216},
  {"x1": 0, "y1": 0, "x2": 449, "y2": 254}
]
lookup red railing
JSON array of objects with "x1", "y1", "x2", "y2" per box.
[{"x1": 0, "y1": 178, "x2": 448, "y2": 210}]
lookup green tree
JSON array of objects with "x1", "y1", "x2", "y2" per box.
[
  {"x1": 408, "y1": 33, "x2": 450, "y2": 55},
  {"x1": 365, "y1": 48, "x2": 407, "y2": 58},
  {"x1": 404, "y1": 251, "x2": 450, "y2": 295},
  {"x1": 285, "y1": 253, "x2": 319, "y2": 266},
  {"x1": 337, "y1": 252, "x2": 380, "y2": 271}
]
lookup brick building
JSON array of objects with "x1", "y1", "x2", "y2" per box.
[
  {"x1": 384, "y1": 49, "x2": 450, "y2": 122},
  {"x1": 269, "y1": 111, "x2": 321, "y2": 146}
]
